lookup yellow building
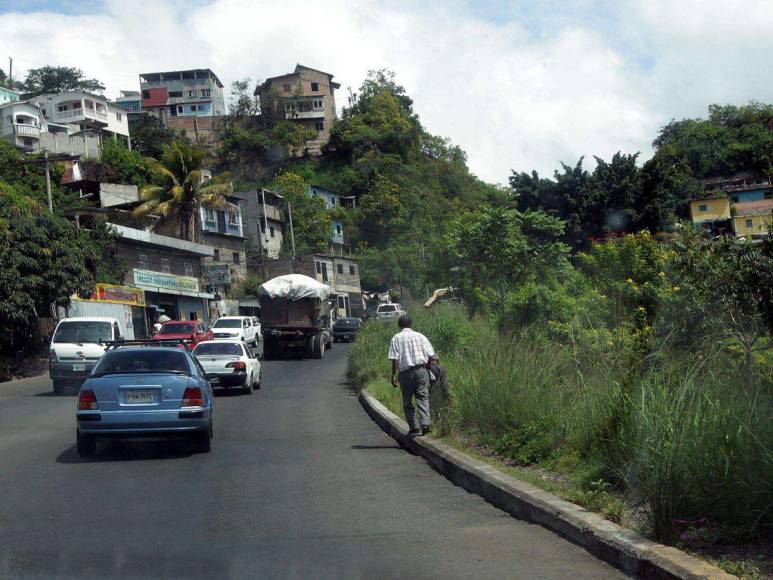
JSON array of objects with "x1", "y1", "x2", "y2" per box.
[
  {"x1": 689, "y1": 196, "x2": 731, "y2": 223},
  {"x1": 731, "y1": 200, "x2": 773, "y2": 239}
]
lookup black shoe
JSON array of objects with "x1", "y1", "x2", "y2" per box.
[
  {"x1": 421, "y1": 426, "x2": 431, "y2": 436},
  {"x1": 408, "y1": 429, "x2": 422, "y2": 436}
]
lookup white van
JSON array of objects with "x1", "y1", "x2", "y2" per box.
[
  {"x1": 49, "y1": 317, "x2": 123, "y2": 394},
  {"x1": 210, "y1": 316, "x2": 258, "y2": 346}
]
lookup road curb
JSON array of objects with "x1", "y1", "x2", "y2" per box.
[{"x1": 358, "y1": 388, "x2": 735, "y2": 580}]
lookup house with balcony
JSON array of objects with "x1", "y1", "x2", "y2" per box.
[
  {"x1": 30, "y1": 91, "x2": 131, "y2": 148},
  {"x1": 256, "y1": 64, "x2": 340, "y2": 154},
  {"x1": 199, "y1": 194, "x2": 249, "y2": 296},
  {"x1": 690, "y1": 173, "x2": 773, "y2": 239},
  {"x1": 0, "y1": 100, "x2": 46, "y2": 151},
  {"x1": 0, "y1": 85, "x2": 20, "y2": 105}
]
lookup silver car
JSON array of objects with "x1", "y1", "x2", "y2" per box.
[{"x1": 192, "y1": 340, "x2": 261, "y2": 394}]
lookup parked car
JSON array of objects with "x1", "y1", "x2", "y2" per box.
[
  {"x1": 210, "y1": 316, "x2": 258, "y2": 346},
  {"x1": 376, "y1": 303, "x2": 406, "y2": 321},
  {"x1": 192, "y1": 340, "x2": 261, "y2": 393},
  {"x1": 49, "y1": 317, "x2": 123, "y2": 395},
  {"x1": 75, "y1": 344, "x2": 215, "y2": 457},
  {"x1": 332, "y1": 317, "x2": 363, "y2": 342},
  {"x1": 152, "y1": 320, "x2": 213, "y2": 347}
]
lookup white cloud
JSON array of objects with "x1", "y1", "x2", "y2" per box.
[{"x1": 1, "y1": 0, "x2": 771, "y2": 183}]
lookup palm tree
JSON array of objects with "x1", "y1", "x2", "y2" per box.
[{"x1": 133, "y1": 141, "x2": 233, "y2": 242}]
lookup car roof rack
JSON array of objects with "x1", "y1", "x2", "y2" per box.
[{"x1": 100, "y1": 339, "x2": 193, "y2": 350}]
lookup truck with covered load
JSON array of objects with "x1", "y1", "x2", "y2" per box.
[{"x1": 259, "y1": 274, "x2": 333, "y2": 360}]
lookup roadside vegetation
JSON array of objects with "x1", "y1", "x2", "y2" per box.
[{"x1": 349, "y1": 228, "x2": 773, "y2": 576}]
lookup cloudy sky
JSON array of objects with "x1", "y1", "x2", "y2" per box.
[{"x1": 1, "y1": 0, "x2": 771, "y2": 183}]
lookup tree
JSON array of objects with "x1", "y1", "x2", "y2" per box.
[
  {"x1": 0, "y1": 188, "x2": 124, "y2": 360},
  {"x1": 128, "y1": 115, "x2": 178, "y2": 158},
  {"x1": 271, "y1": 172, "x2": 332, "y2": 254},
  {"x1": 133, "y1": 141, "x2": 233, "y2": 242},
  {"x1": 97, "y1": 138, "x2": 154, "y2": 188},
  {"x1": 18, "y1": 66, "x2": 105, "y2": 98},
  {"x1": 444, "y1": 205, "x2": 570, "y2": 318}
]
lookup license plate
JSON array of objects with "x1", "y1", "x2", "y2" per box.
[
  {"x1": 72, "y1": 363, "x2": 86, "y2": 372},
  {"x1": 127, "y1": 390, "x2": 154, "y2": 404}
]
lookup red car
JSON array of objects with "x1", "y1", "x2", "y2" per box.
[{"x1": 152, "y1": 321, "x2": 213, "y2": 347}]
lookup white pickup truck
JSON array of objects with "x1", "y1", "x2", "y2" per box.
[{"x1": 376, "y1": 303, "x2": 406, "y2": 321}]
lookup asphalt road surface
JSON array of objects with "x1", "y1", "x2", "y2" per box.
[{"x1": 0, "y1": 344, "x2": 626, "y2": 579}]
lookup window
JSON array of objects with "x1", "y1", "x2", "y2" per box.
[
  {"x1": 698, "y1": 204, "x2": 708, "y2": 212},
  {"x1": 311, "y1": 82, "x2": 319, "y2": 92},
  {"x1": 337, "y1": 264, "x2": 343, "y2": 275},
  {"x1": 184, "y1": 262, "x2": 193, "y2": 277},
  {"x1": 269, "y1": 226, "x2": 275, "y2": 238},
  {"x1": 213, "y1": 249, "x2": 220, "y2": 261},
  {"x1": 138, "y1": 254, "x2": 148, "y2": 269},
  {"x1": 177, "y1": 105, "x2": 183, "y2": 114},
  {"x1": 312, "y1": 98, "x2": 323, "y2": 109},
  {"x1": 188, "y1": 90, "x2": 196, "y2": 97},
  {"x1": 160, "y1": 258, "x2": 171, "y2": 274},
  {"x1": 316, "y1": 261, "x2": 322, "y2": 274},
  {"x1": 57, "y1": 105, "x2": 67, "y2": 112},
  {"x1": 336, "y1": 224, "x2": 342, "y2": 235},
  {"x1": 205, "y1": 208, "x2": 216, "y2": 222},
  {"x1": 745, "y1": 219, "x2": 753, "y2": 228},
  {"x1": 283, "y1": 84, "x2": 291, "y2": 93},
  {"x1": 228, "y1": 210, "x2": 239, "y2": 225},
  {"x1": 338, "y1": 296, "x2": 345, "y2": 309},
  {"x1": 349, "y1": 265, "x2": 356, "y2": 275},
  {"x1": 73, "y1": 101, "x2": 81, "y2": 108},
  {"x1": 315, "y1": 121, "x2": 324, "y2": 131},
  {"x1": 233, "y1": 252, "x2": 241, "y2": 265},
  {"x1": 142, "y1": 90, "x2": 150, "y2": 99},
  {"x1": 116, "y1": 112, "x2": 122, "y2": 121},
  {"x1": 190, "y1": 105, "x2": 198, "y2": 112},
  {"x1": 201, "y1": 88, "x2": 211, "y2": 97},
  {"x1": 169, "y1": 91, "x2": 183, "y2": 98},
  {"x1": 330, "y1": 194, "x2": 336, "y2": 205}
]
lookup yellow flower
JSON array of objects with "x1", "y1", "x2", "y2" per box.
[
  {"x1": 626, "y1": 278, "x2": 635, "y2": 284},
  {"x1": 658, "y1": 271, "x2": 665, "y2": 278},
  {"x1": 672, "y1": 286, "x2": 680, "y2": 292}
]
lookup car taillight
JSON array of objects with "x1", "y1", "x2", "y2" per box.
[
  {"x1": 78, "y1": 389, "x2": 99, "y2": 410},
  {"x1": 225, "y1": 361, "x2": 247, "y2": 370},
  {"x1": 181, "y1": 386, "x2": 204, "y2": 407},
  {"x1": 49, "y1": 349, "x2": 58, "y2": 363}
]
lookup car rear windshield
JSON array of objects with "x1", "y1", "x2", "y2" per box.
[
  {"x1": 213, "y1": 319, "x2": 241, "y2": 328},
  {"x1": 193, "y1": 343, "x2": 243, "y2": 357},
  {"x1": 53, "y1": 321, "x2": 112, "y2": 344},
  {"x1": 160, "y1": 323, "x2": 194, "y2": 334},
  {"x1": 92, "y1": 350, "x2": 191, "y2": 376},
  {"x1": 379, "y1": 305, "x2": 397, "y2": 312},
  {"x1": 335, "y1": 318, "x2": 361, "y2": 326}
]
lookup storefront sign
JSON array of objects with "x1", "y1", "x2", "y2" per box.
[
  {"x1": 75, "y1": 283, "x2": 146, "y2": 307},
  {"x1": 203, "y1": 263, "x2": 231, "y2": 285},
  {"x1": 133, "y1": 269, "x2": 199, "y2": 293}
]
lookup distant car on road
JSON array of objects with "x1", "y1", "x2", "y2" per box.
[
  {"x1": 376, "y1": 303, "x2": 405, "y2": 321},
  {"x1": 75, "y1": 343, "x2": 215, "y2": 457},
  {"x1": 49, "y1": 316, "x2": 123, "y2": 395},
  {"x1": 250, "y1": 317, "x2": 262, "y2": 339},
  {"x1": 152, "y1": 320, "x2": 213, "y2": 347},
  {"x1": 211, "y1": 316, "x2": 258, "y2": 346},
  {"x1": 192, "y1": 340, "x2": 261, "y2": 394},
  {"x1": 332, "y1": 317, "x2": 363, "y2": 342}
]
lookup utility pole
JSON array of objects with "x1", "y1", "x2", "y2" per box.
[
  {"x1": 44, "y1": 150, "x2": 52, "y2": 211},
  {"x1": 287, "y1": 200, "x2": 296, "y2": 271},
  {"x1": 8, "y1": 56, "x2": 12, "y2": 87}
]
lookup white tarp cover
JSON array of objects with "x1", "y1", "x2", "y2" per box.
[{"x1": 258, "y1": 274, "x2": 331, "y2": 301}]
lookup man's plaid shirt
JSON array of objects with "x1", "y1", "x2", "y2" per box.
[{"x1": 388, "y1": 328, "x2": 436, "y2": 373}]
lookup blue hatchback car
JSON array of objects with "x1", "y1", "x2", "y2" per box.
[{"x1": 76, "y1": 344, "x2": 215, "y2": 457}]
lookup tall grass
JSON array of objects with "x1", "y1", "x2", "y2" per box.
[{"x1": 349, "y1": 304, "x2": 773, "y2": 542}]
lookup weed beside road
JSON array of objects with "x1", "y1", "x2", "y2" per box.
[{"x1": 349, "y1": 305, "x2": 772, "y2": 577}]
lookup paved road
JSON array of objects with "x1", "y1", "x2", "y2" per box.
[{"x1": 0, "y1": 344, "x2": 626, "y2": 579}]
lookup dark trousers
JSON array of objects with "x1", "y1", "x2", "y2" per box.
[{"x1": 398, "y1": 365, "x2": 431, "y2": 431}]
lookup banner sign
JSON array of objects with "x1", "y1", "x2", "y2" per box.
[
  {"x1": 75, "y1": 283, "x2": 145, "y2": 307},
  {"x1": 202, "y1": 263, "x2": 231, "y2": 284},
  {"x1": 133, "y1": 269, "x2": 199, "y2": 293}
]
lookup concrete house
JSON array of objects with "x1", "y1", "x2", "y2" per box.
[
  {"x1": 691, "y1": 173, "x2": 773, "y2": 239},
  {"x1": 199, "y1": 194, "x2": 248, "y2": 296},
  {"x1": 0, "y1": 85, "x2": 20, "y2": 105},
  {"x1": 256, "y1": 64, "x2": 340, "y2": 154},
  {"x1": 30, "y1": 92, "x2": 130, "y2": 147},
  {"x1": 0, "y1": 100, "x2": 47, "y2": 151}
]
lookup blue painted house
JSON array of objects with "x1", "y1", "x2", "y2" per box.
[{"x1": 308, "y1": 184, "x2": 344, "y2": 246}]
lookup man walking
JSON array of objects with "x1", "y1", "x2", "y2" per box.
[{"x1": 388, "y1": 316, "x2": 436, "y2": 436}]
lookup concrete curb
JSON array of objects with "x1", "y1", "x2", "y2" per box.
[{"x1": 358, "y1": 389, "x2": 735, "y2": 580}]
